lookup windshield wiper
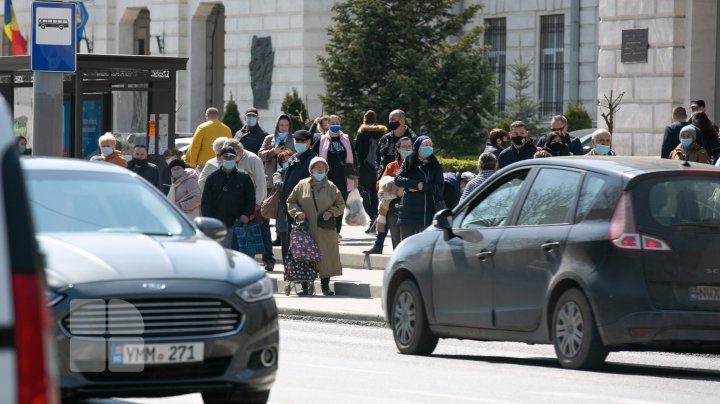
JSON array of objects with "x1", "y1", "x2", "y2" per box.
[
  {"x1": 141, "y1": 232, "x2": 175, "y2": 237},
  {"x1": 98, "y1": 228, "x2": 174, "y2": 236}
]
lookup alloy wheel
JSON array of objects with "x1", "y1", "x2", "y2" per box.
[{"x1": 393, "y1": 290, "x2": 416, "y2": 346}]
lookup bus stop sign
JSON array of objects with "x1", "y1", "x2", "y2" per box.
[{"x1": 31, "y1": 1, "x2": 77, "y2": 72}]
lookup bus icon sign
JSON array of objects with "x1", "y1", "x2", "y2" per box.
[{"x1": 38, "y1": 18, "x2": 69, "y2": 30}]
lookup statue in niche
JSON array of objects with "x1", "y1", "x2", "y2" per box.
[{"x1": 249, "y1": 36, "x2": 274, "y2": 109}]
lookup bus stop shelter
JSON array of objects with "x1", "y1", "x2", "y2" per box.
[{"x1": 0, "y1": 54, "x2": 188, "y2": 161}]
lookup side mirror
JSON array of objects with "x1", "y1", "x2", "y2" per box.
[
  {"x1": 194, "y1": 217, "x2": 227, "y2": 242},
  {"x1": 432, "y1": 209, "x2": 455, "y2": 240}
]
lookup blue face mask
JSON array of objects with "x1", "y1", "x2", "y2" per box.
[
  {"x1": 399, "y1": 150, "x2": 412, "y2": 159},
  {"x1": 277, "y1": 132, "x2": 288, "y2": 140},
  {"x1": 312, "y1": 172, "x2": 326, "y2": 181},
  {"x1": 594, "y1": 144, "x2": 610, "y2": 155},
  {"x1": 295, "y1": 143, "x2": 308, "y2": 154},
  {"x1": 222, "y1": 160, "x2": 236, "y2": 170},
  {"x1": 18, "y1": 145, "x2": 26, "y2": 154},
  {"x1": 281, "y1": 161, "x2": 289, "y2": 169},
  {"x1": 420, "y1": 146, "x2": 433, "y2": 158},
  {"x1": 329, "y1": 125, "x2": 341, "y2": 134},
  {"x1": 680, "y1": 138, "x2": 693, "y2": 148},
  {"x1": 101, "y1": 146, "x2": 113, "y2": 156},
  {"x1": 246, "y1": 116, "x2": 257, "y2": 126}
]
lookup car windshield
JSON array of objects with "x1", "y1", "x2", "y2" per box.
[{"x1": 25, "y1": 170, "x2": 193, "y2": 236}]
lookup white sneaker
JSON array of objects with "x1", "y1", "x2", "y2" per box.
[{"x1": 337, "y1": 234, "x2": 342, "y2": 242}]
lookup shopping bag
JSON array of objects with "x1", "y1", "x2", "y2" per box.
[
  {"x1": 234, "y1": 221, "x2": 265, "y2": 257},
  {"x1": 260, "y1": 189, "x2": 279, "y2": 219},
  {"x1": 289, "y1": 222, "x2": 321, "y2": 262},
  {"x1": 283, "y1": 251, "x2": 318, "y2": 282},
  {"x1": 344, "y1": 188, "x2": 369, "y2": 226}
]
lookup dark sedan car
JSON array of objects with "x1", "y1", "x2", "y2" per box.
[
  {"x1": 383, "y1": 156, "x2": 720, "y2": 369},
  {"x1": 23, "y1": 158, "x2": 278, "y2": 403}
]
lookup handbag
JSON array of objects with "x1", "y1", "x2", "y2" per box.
[
  {"x1": 234, "y1": 221, "x2": 265, "y2": 257},
  {"x1": 260, "y1": 188, "x2": 279, "y2": 219},
  {"x1": 312, "y1": 189, "x2": 336, "y2": 229},
  {"x1": 289, "y1": 222, "x2": 322, "y2": 262}
]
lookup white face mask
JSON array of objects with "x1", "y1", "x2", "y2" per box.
[{"x1": 122, "y1": 155, "x2": 132, "y2": 162}]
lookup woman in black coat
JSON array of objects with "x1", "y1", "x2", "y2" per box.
[{"x1": 394, "y1": 135, "x2": 444, "y2": 240}]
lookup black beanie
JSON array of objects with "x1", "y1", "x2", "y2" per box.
[{"x1": 168, "y1": 159, "x2": 187, "y2": 170}]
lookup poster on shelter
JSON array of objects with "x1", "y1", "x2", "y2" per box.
[{"x1": 82, "y1": 99, "x2": 103, "y2": 158}]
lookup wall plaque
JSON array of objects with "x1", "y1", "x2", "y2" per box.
[{"x1": 621, "y1": 29, "x2": 648, "y2": 63}]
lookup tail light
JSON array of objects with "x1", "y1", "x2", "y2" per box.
[
  {"x1": 13, "y1": 273, "x2": 56, "y2": 404},
  {"x1": 609, "y1": 191, "x2": 671, "y2": 252}
]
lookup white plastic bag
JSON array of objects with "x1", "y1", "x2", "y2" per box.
[{"x1": 344, "y1": 188, "x2": 369, "y2": 226}]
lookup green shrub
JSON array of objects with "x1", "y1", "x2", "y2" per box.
[
  {"x1": 437, "y1": 156, "x2": 477, "y2": 173},
  {"x1": 281, "y1": 88, "x2": 309, "y2": 132},
  {"x1": 222, "y1": 99, "x2": 242, "y2": 134},
  {"x1": 564, "y1": 101, "x2": 592, "y2": 131},
  {"x1": 495, "y1": 118, "x2": 512, "y2": 131}
]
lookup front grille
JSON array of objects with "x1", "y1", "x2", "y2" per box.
[
  {"x1": 81, "y1": 356, "x2": 232, "y2": 382},
  {"x1": 62, "y1": 298, "x2": 242, "y2": 337}
]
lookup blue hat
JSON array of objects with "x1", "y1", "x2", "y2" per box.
[
  {"x1": 679, "y1": 125, "x2": 697, "y2": 140},
  {"x1": 413, "y1": 135, "x2": 430, "y2": 151}
]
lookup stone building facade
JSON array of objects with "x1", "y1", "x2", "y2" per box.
[{"x1": 3, "y1": 0, "x2": 717, "y2": 156}]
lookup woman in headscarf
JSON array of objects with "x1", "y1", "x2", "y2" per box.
[
  {"x1": 287, "y1": 157, "x2": 345, "y2": 295},
  {"x1": 394, "y1": 135, "x2": 444, "y2": 240},
  {"x1": 669, "y1": 125, "x2": 711, "y2": 164}
]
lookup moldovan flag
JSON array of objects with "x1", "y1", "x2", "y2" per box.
[{"x1": 4, "y1": 0, "x2": 27, "y2": 55}]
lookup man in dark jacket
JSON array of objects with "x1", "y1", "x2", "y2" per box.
[
  {"x1": 278, "y1": 130, "x2": 318, "y2": 259},
  {"x1": 498, "y1": 121, "x2": 538, "y2": 169},
  {"x1": 127, "y1": 145, "x2": 161, "y2": 190},
  {"x1": 661, "y1": 106, "x2": 703, "y2": 158},
  {"x1": 235, "y1": 107, "x2": 269, "y2": 155},
  {"x1": 536, "y1": 115, "x2": 583, "y2": 155},
  {"x1": 355, "y1": 111, "x2": 387, "y2": 225},
  {"x1": 376, "y1": 109, "x2": 417, "y2": 178},
  {"x1": 201, "y1": 147, "x2": 256, "y2": 249},
  {"x1": 442, "y1": 171, "x2": 475, "y2": 209}
]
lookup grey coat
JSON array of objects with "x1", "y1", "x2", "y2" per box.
[{"x1": 259, "y1": 134, "x2": 295, "y2": 189}]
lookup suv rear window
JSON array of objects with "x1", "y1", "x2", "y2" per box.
[{"x1": 645, "y1": 177, "x2": 720, "y2": 226}]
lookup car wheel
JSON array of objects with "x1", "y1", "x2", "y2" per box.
[
  {"x1": 202, "y1": 389, "x2": 270, "y2": 404},
  {"x1": 552, "y1": 288, "x2": 608, "y2": 370},
  {"x1": 391, "y1": 279, "x2": 438, "y2": 355}
]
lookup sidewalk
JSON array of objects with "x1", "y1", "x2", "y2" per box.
[{"x1": 263, "y1": 221, "x2": 392, "y2": 324}]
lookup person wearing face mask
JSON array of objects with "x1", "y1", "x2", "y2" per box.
[
  {"x1": 537, "y1": 115, "x2": 583, "y2": 155},
  {"x1": 484, "y1": 128, "x2": 510, "y2": 158},
  {"x1": 394, "y1": 135, "x2": 445, "y2": 240},
  {"x1": 16, "y1": 136, "x2": 31, "y2": 156},
  {"x1": 92, "y1": 132, "x2": 128, "y2": 168},
  {"x1": 198, "y1": 137, "x2": 233, "y2": 192},
  {"x1": 168, "y1": 159, "x2": 201, "y2": 219},
  {"x1": 377, "y1": 109, "x2": 417, "y2": 179},
  {"x1": 120, "y1": 145, "x2": 133, "y2": 162},
  {"x1": 313, "y1": 114, "x2": 359, "y2": 235},
  {"x1": 127, "y1": 145, "x2": 161, "y2": 190},
  {"x1": 669, "y1": 125, "x2": 711, "y2": 164},
  {"x1": 201, "y1": 147, "x2": 256, "y2": 249},
  {"x1": 277, "y1": 130, "x2": 318, "y2": 261},
  {"x1": 587, "y1": 128, "x2": 616, "y2": 156},
  {"x1": 259, "y1": 114, "x2": 296, "y2": 192},
  {"x1": 363, "y1": 136, "x2": 412, "y2": 254},
  {"x1": 161, "y1": 148, "x2": 183, "y2": 196},
  {"x1": 235, "y1": 107, "x2": 269, "y2": 155},
  {"x1": 287, "y1": 157, "x2": 345, "y2": 296},
  {"x1": 497, "y1": 121, "x2": 538, "y2": 169},
  {"x1": 542, "y1": 131, "x2": 572, "y2": 157},
  {"x1": 224, "y1": 138, "x2": 274, "y2": 270}
]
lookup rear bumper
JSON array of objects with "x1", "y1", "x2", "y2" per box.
[{"x1": 600, "y1": 310, "x2": 720, "y2": 351}]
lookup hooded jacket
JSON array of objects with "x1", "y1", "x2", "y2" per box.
[
  {"x1": 394, "y1": 136, "x2": 444, "y2": 227},
  {"x1": 355, "y1": 123, "x2": 387, "y2": 184},
  {"x1": 259, "y1": 116, "x2": 296, "y2": 189}
]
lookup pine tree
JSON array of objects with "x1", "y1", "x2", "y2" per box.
[
  {"x1": 503, "y1": 58, "x2": 542, "y2": 137},
  {"x1": 222, "y1": 98, "x2": 242, "y2": 135},
  {"x1": 281, "y1": 88, "x2": 309, "y2": 132},
  {"x1": 318, "y1": 0, "x2": 497, "y2": 154}
]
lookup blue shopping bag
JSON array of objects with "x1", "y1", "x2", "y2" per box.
[{"x1": 234, "y1": 221, "x2": 265, "y2": 257}]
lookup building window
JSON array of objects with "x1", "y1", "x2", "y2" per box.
[
  {"x1": 484, "y1": 18, "x2": 506, "y2": 111},
  {"x1": 539, "y1": 14, "x2": 564, "y2": 116}
]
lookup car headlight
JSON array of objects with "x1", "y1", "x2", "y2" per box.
[
  {"x1": 45, "y1": 289, "x2": 64, "y2": 307},
  {"x1": 235, "y1": 277, "x2": 273, "y2": 303}
]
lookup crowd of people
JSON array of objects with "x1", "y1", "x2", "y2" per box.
[{"x1": 48, "y1": 97, "x2": 720, "y2": 296}]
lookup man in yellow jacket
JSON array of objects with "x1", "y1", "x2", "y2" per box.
[{"x1": 185, "y1": 107, "x2": 232, "y2": 169}]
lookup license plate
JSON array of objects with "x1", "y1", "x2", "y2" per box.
[
  {"x1": 689, "y1": 286, "x2": 720, "y2": 301},
  {"x1": 110, "y1": 342, "x2": 204, "y2": 365}
]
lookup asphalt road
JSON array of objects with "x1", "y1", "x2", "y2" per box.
[{"x1": 69, "y1": 319, "x2": 720, "y2": 404}]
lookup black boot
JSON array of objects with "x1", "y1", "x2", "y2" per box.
[
  {"x1": 296, "y1": 281, "x2": 311, "y2": 296},
  {"x1": 320, "y1": 278, "x2": 334, "y2": 296}
]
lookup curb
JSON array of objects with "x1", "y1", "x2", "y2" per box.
[
  {"x1": 277, "y1": 306, "x2": 386, "y2": 325},
  {"x1": 269, "y1": 278, "x2": 383, "y2": 298},
  {"x1": 272, "y1": 246, "x2": 389, "y2": 270}
]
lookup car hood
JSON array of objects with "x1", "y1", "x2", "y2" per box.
[{"x1": 39, "y1": 233, "x2": 262, "y2": 288}]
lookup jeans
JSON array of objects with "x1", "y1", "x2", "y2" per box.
[{"x1": 260, "y1": 219, "x2": 275, "y2": 263}]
